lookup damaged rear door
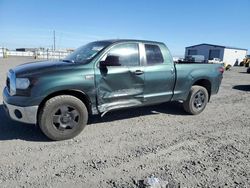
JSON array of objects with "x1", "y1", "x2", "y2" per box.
[{"x1": 95, "y1": 42, "x2": 144, "y2": 113}]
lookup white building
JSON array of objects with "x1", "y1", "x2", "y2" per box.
[{"x1": 185, "y1": 43, "x2": 248, "y2": 66}]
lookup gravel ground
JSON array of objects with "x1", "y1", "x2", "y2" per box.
[{"x1": 0, "y1": 57, "x2": 249, "y2": 188}]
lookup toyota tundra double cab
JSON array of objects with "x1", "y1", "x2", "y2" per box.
[{"x1": 3, "y1": 40, "x2": 224, "y2": 140}]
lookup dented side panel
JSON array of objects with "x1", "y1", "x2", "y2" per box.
[{"x1": 95, "y1": 66, "x2": 144, "y2": 113}]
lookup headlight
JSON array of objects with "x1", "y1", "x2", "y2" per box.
[
  {"x1": 8, "y1": 70, "x2": 16, "y2": 96},
  {"x1": 16, "y1": 78, "x2": 30, "y2": 89}
]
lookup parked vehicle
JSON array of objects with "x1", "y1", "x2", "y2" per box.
[
  {"x1": 183, "y1": 55, "x2": 206, "y2": 63},
  {"x1": 3, "y1": 40, "x2": 224, "y2": 140},
  {"x1": 247, "y1": 67, "x2": 250, "y2": 73},
  {"x1": 240, "y1": 55, "x2": 250, "y2": 67},
  {"x1": 173, "y1": 57, "x2": 183, "y2": 63},
  {"x1": 223, "y1": 63, "x2": 232, "y2": 71},
  {"x1": 208, "y1": 58, "x2": 222, "y2": 64}
]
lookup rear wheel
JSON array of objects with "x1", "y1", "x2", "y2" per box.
[
  {"x1": 239, "y1": 61, "x2": 244, "y2": 66},
  {"x1": 38, "y1": 95, "x2": 88, "y2": 141},
  {"x1": 183, "y1": 86, "x2": 208, "y2": 115},
  {"x1": 247, "y1": 67, "x2": 250, "y2": 73}
]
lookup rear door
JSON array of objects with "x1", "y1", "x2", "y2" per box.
[
  {"x1": 143, "y1": 43, "x2": 176, "y2": 104},
  {"x1": 95, "y1": 42, "x2": 145, "y2": 113}
]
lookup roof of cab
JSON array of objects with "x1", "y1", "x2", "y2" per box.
[{"x1": 95, "y1": 39, "x2": 164, "y2": 45}]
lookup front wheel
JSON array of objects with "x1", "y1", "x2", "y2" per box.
[
  {"x1": 38, "y1": 95, "x2": 88, "y2": 141},
  {"x1": 183, "y1": 86, "x2": 209, "y2": 115}
]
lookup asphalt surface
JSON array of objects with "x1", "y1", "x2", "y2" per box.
[{"x1": 0, "y1": 57, "x2": 249, "y2": 187}]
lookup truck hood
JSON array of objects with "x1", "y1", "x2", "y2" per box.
[{"x1": 13, "y1": 60, "x2": 75, "y2": 77}]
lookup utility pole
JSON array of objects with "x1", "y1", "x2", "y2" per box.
[
  {"x1": 2, "y1": 47, "x2": 4, "y2": 58},
  {"x1": 53, "y1": 30, "x2": 56, "y2": 51}
]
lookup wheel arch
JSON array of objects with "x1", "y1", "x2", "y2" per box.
[
  {"x1": 192, "y1": 79, "x2": 212, "y2": 101},
  {"x1": 37, "y1": 89, "x2": 92, "y2": 122}
]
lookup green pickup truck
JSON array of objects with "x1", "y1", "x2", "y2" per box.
[{"x1": 3, "y1": 40, "x2": 224, "y2": 140}]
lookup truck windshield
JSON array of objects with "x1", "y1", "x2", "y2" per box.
[{"x1": 63, "y1": 41, "x2": 112, "y2": 64}]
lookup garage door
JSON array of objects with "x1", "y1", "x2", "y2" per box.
[{"x1": 209, "y1": 49, "x2": 220, "y2": 60}]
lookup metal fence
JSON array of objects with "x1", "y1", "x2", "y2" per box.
[
  {"x1": 36, "y1": 50, "x2": 71, "y2": 59},
  {"x1": 1, "y1": 49, "x2": 72, "y2": 60},
  {"x1": 7, "y1": 51, "x2": 34, "y2": 57}
]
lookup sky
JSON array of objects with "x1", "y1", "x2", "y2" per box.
[{"x1": 0, "y1": 0, "x2": 249, "y2": 56}]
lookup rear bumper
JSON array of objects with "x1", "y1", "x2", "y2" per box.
[
  {"x1": 3, "y1": 100, "x2": 38, "y2": 124},
  {"x1": 214, "y1": 75, "x2": 223, "y2": 94}
]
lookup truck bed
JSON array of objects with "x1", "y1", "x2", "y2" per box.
[{"x1": 172, "y1": 63, "x2": 223, "y2": 101}]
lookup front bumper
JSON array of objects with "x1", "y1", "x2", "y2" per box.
[{"x1": 3, "y1": 100, "x2": 38, "y2": 124}]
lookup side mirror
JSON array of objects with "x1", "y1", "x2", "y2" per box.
[
  {"x1": 99, "y1": 55, "x2": 120, "y2": 68},
  {"x1": 99, "y1": 60, "x2": 107, "y2": 69}
]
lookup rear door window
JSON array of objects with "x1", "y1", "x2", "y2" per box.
[{"x1": 145, "y1": 44, "x2": 164, "y2": 65}]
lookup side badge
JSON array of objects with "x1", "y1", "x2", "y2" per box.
[{"x1": 85, "y1": 75, "x2": 94, "y2": 80}]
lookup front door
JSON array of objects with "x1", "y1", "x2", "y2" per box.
[{"x1": 95, "y1": 43, "x2": 144, "y2": 113}]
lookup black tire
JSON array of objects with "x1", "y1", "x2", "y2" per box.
[
  {"x1": 38, "y1": 95, "x2": 88, "y2": 141},
  {"x1": 183, "y1": 86, "x2": 209, "y2": 115},
  {"x1": 247, "y1": 67, "x2": 250, "y2": 73}
]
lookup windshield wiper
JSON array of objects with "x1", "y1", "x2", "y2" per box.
[{"x1": 62, "y1": 59, "x2": 75, "y2": 63}]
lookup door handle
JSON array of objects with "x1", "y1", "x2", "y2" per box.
[{"x1": 134, "y1": 70, "x2": 144, "y2": 75}]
